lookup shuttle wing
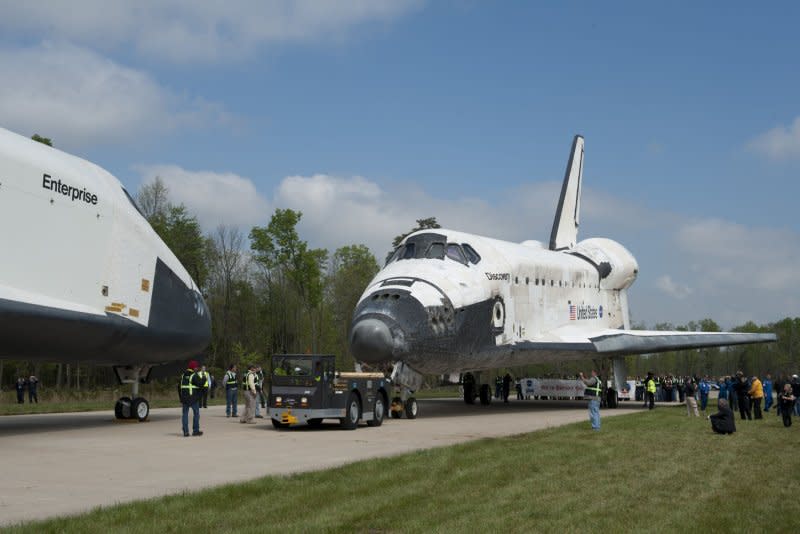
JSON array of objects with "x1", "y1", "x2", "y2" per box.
[
  {"x1": 587, "y1": 329, "x2": 776, "y2": 355},
  {"x1": 516, "y1": 328, "x2": 776, "y2": 356}
]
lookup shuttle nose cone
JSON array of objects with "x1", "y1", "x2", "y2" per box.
[{"x1": 350, "y1": 318, "x2": 394, "y2": 364}]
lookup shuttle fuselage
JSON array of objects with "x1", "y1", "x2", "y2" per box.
[
  {"x1": 349, "y1": 136, "x2": 775, "y2": 387},
  {"x1": 0, "y1": 126, "x2": 210, "y2": 366}
]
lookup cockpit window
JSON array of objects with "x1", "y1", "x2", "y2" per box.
[
  {"x1": 446, "y1": 244, "x2": 468, "y2": 265},
  {"x1": 387, "y1": 234, "x2": 464, "y2": 263},
  {"x1": 386, "y1": 246, "x2": 402, "y2": 266},
  {"x1": 462, "y1": 244, "x2": 481, "y2": 264},
  {"x1": 426, "y1": 242, "x2": 445, "y2": 260}
]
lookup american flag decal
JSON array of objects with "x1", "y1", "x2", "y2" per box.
[{"x1": 569, "y1": 304, "x2": 576, "y2": 320}]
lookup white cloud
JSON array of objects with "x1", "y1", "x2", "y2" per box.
[
  {"x1": 655, "y1": 275, "x2": 692, "y2": 300},
  {"x1": 0, "y1": 1, "x2": 423, "y2": 63},
  {"x1": 674, "y1": 218, "x2": 799, "y2": 292},
  {"x1": 748, "y1": 116, "x2": 800, "y2": 160},
  {"x1": 0, "y1": 43, "x2": 232, "y2": 149},
  {"x1": 274, "y1": 175, "x2": 569, "y2": 257},
  {"x1": 138, "y1": 165, "x2": 271, "y2": 229}
]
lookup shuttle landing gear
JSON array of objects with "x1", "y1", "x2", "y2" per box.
[
  {"x1": 462, "y1": 373, "x2": 492, "y2": 406},
  {"x1": 390, "y1": 361, "x2": 423, "y2": 419},
  {"x1": 113, "y1": 365, "x2": 152, "y2": 422},
  {"x1": 479, "y1": 384, "x2": 492, "y2": 405},
  {"x1": 463, "y1": 373, "x2": 476, "y2": 404}
]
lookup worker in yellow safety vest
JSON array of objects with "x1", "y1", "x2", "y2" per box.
[
  {"x1": 197, "y1": 365, "x2": 210, "y2": 409},
  {"x1": 579, "y1": 369, "x2": 602, "y2": 431},
  {"x1": 224, "y1": 364, "x2": 238, "y2": 418},
  {"x1": 645, "y1": 372, "x2": 656, "y2": 411},
  {"x1": 240, "y1": 364, "x2": 258, "y2": 424},
  {"x1": 254, "y1": 365, "x2": 265, "y2": 418},
  {"x1": 179, "y1": 359, "x2": 206, "y2": 437}
]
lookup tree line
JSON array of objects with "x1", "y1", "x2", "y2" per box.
[{"x1": 0, "y1": 156, "x2": 797, "y2": 391}]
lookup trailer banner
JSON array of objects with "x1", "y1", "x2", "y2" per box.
[{"x1": 520, "y1": 378, "x2": 585, "y2": 398}]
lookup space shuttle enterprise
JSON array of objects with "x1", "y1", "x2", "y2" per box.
[
  {"x1": 0, "y1": 127, "x2": 211, "y2": 421},
  {"x1": 350, "y1": 135, "x2": 776, "y2": 413}
]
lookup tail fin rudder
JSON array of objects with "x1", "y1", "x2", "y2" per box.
[{"x1": 549, "y1": 135, "x2": 584, "y2": 251}]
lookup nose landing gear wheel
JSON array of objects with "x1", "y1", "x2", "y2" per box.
[
  {"x1": 132, "y1": 397, "x2": 149, "y2": 421},
  {"x1": 114, "y1": 397, "x2": 132, "y2": 419}
]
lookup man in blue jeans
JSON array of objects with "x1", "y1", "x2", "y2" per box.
[
  {"x1": 179, "y1": 359, "x2": 206, "y2": 437},
  {"x1": 224, "y1": 364, "x2": 239, "y2": 418},
  {"x1": 580, "y1": 370, "x2": 602, "y2": 431}
]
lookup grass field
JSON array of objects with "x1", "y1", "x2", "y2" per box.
[{"x1": 4, "y1": 405, "x2": 797, "y2": 533}]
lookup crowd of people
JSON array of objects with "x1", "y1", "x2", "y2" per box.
[
  {"x1": 179, "y1": 361, "x2": 269, "y2": 436},
  {"x1": 636, "y1": 371, "x2": 800, "y2": 432}
]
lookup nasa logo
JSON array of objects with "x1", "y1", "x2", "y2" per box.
[{"x1": 485, "y1": 273, "x2": 510, "y2": 281}]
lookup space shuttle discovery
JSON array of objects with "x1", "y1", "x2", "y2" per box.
[
  {"x1": 0, "y1": 126, "x2": 211, "y2": 420},
  {"x1": 349, "y1": 135, "x2": 776, "y2": 409}
]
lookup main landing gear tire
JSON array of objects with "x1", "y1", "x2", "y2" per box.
[
  {"x1": 340, "y1": 393, "x2": 361, "y2": 430},
  {"x1": 479, "y1": 384, "x2": 492, "y2": 405},
  {"x1": 404, "y1": 397, "x2": 418, "y2": 419},
  {"x1": 114, "y1": 397, "x2": 132, "y2": 420},
  {"x1": 463, "y1": 382, "x2": 475, "y2": 405},
  {"x1": 391, "y1": 396, "x2": 403, "y2": 419},
  {"x1": 607, "y1": 389, "x2": 619, "y2": 409},
  {"x1": 132, "y1": 397, "x2": 149, "y2": 421},
  {"x1": 367, "y1": 394, "x2": 386, "y2": 427}
]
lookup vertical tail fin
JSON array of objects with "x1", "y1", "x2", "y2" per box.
[{"x1": 549, "y1": 135, "x2": 584, "y2": 251}]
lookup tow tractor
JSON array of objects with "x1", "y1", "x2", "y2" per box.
[{"x1": 268, "y1": 354, "x2": 393, "y2": 430}]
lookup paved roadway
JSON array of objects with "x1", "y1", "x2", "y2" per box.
[{"x1": 0, "y1": 398, "x2": 640, "y2": 526}]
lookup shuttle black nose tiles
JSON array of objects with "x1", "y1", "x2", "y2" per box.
[
  {"x1": 349, "y1": 288, "x2": 431, "y2": 364},
  {"x1": 350, "y1": 318, "x2": 394, "y2": 363},
  {"x1": 148, "y1": 258, "x2": 211, "y2": 352}
]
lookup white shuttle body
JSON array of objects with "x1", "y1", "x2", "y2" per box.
[
  {"x1": 350, "y1": 136, "x2": 775, "y2": 406},
  {"x1": 0, "y1": 126, "x2": 210, "y2": 419}
]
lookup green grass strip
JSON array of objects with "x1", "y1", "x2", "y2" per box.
[{"x1": 4, "y1": 406, "x2": 798, "y2": 533}]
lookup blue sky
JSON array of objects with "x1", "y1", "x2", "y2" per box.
[{"x1": 0, "y1": 1, "x2": 798, "y2": 327}]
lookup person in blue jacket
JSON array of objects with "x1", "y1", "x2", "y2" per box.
[
  {"x1": 717, "y1": 378, "x2": 728, "y2": 409},
  {"x1": 699, "y1": 376, "x2": 711, "y2": 414},
  {"x1": 762, "y1": 373, "x2": 773, "y2": 413}
]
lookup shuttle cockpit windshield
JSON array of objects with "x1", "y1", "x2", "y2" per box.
[{"x1": 385, "y1": 232, "x2": 481, "y2": 266}]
